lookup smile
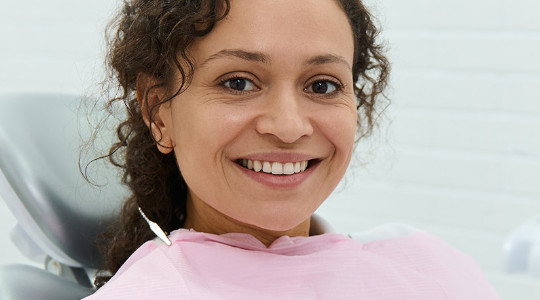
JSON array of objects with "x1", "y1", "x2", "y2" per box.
[{"x1": 237, "y1": 159, "x2": 310, "y2": 175}]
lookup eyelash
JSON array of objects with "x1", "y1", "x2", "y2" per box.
[
  {"x1": 218, "y1": 74, "x2": 345, "y2": 96},
  {"x1": 305, "y1": 78, "x2": 344, "y2": 96},
  {"x1": 218, "y1": 75, "x2": 259, "y2": 95}
]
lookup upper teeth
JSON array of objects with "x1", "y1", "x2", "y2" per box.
[{"x1": 240, "y1": 159, "x2": 308, "y2": 175}]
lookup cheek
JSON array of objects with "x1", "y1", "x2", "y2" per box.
[
  {"x1": 172, "y1": 103, "x2": 235, "y2": 147},
  {"x1": 320, "y1": 107, "x2": 358, "y2": 155},
  {"x1": 171, "y1": 104, "x2": 250, "y2": 175}
]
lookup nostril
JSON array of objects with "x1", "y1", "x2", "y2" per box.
[{"x1": 254, "y1": 111, "x2": 313, "y2": 144}]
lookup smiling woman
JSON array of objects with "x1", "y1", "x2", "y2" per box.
[
  {"x1": 84, "y1": 0, "x2": 499, "y2": 299},
  {"x1": 147, "y1": 0, "x2": 358, "y2": 240}
]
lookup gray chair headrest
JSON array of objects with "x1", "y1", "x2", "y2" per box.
[{"x1": 0, "y1": 93, "x2": 126, "y2": 269}]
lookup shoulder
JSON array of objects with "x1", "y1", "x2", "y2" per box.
[
  {"x1": 348, "y1": 223, "x2": 474, "y2": 270},
  {"x1": 84, "y1": 240, "x2": 189, "y2": 299},
  {"x1": 348, "y1": 223, "x2": 499, "y2": 299}
]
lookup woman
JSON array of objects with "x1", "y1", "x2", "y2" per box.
[{"x1": 86, "y1": 0, "x2": 499, "y2": 298}]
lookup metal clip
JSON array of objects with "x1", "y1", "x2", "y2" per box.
[{"x1": 138, "y1": 207, "x2": 172, "y2": 246}]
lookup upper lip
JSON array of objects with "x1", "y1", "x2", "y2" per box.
[{"x1": 232, "y1": 152, "x2": 319, "y2": 163}]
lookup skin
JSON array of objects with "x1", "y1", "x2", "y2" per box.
[{"x1": 138, "y1": 0, "x2": 357, "y2": 246}]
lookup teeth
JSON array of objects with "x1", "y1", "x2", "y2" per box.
[
  {"x1": 240, "y1": 159, "x2": 310, "y2": 175},
  {"x1": 254, "y1": 160, "x2": 262, "y2": 172},
  {"x1": 263, "y1": 161, "x2": 272, "y2": 173},
  {"x1": 271, "y1": 162, "x2": 283, "y2": 174},
  {"x1": 283, "y1": 163, "x2": 294, "y2": 175}
]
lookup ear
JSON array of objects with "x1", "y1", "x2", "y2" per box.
[{"x1": 136, "y1": 73, "x2": 174, "y2": 154}]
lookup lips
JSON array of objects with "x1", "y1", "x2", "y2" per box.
[{"x1": 231, "y1": 152, "x2": 320, "y2": 188}]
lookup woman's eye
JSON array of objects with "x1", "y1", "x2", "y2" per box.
[
  {"x1": 307, "y1": 80, "x2": 339, "y2": 94},
  {"x1": 222, "y1": 78, "x2": 256, "y2": 91}
]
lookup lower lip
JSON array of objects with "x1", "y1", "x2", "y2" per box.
[{"x1": 234, "y1": 161, "x2": 317, "y2": 189}]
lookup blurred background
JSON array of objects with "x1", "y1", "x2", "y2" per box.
[{"x1": 1, "y1": 0, "x2": 539, "y2": 298}]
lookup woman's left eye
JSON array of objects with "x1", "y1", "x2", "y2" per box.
[
  {"x1": 306, "y1": 80, "x2": 339, "y2": 94},
  {"x1": 222, "y1": 78, "x2": 256, "y2": 91}
]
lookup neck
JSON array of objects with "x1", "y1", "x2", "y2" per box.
[{"x1": 183, "y1": 194, "x2": 311, "y2": 247}]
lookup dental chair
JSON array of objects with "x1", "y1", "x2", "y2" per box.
[
  {"x1": 503, "y1": 214, "x2": 540, "y2": 277},
  {"x1": 0, "y1": 93, "x2": 127, "y2": 299}
]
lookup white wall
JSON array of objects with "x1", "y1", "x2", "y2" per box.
[
  {"x1": 1, "y1": 0, "x2": 539, "y2": 298},
  {"x1": 318, "y1": 0, "x2": 540, "y2": 299},
  {"x1": 0, "y1": 0, "x2": 117, "y2": 94}
]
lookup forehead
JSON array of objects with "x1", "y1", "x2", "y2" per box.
[{"x1": 190, "y1": 0, "x2": 354, "y2": 66}]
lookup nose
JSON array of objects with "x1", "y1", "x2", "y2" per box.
[{"x1": 255, "y1": 89, "x2": 313, "y2": 143}]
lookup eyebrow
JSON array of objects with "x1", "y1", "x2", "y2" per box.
[
  {"x1": 200, "y1": 49, "x2": 269, "y2": 67},
  {"x1": 200, "y1": 49, "x2": 351, "y2": 70},
  {"x1": 305, "y1": 54, "x2": 352, "y2": 71}
]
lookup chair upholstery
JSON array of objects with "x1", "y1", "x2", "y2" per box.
[
  {"x1": 0, "y1": 93, "x2": 126, "y2": 269},
  {"x1": 0, "y1": 264, "x2": 93, "y2": 300}
]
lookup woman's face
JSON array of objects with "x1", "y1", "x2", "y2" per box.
[{"x1": 156, "y1": 0, "x2": 356, "y2": 231}]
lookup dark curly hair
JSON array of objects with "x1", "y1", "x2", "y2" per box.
[{"x1": 91, "y1": 0, "x2": 389, "y2": 288}]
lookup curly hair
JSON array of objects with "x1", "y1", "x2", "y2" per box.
[{"x1": 92, "y1": 0, "x2": 389, "y2": 288}]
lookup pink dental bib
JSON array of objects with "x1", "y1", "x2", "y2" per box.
[{"x1": 86, "y1": 228, "x2": 499, "y2": 299}]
